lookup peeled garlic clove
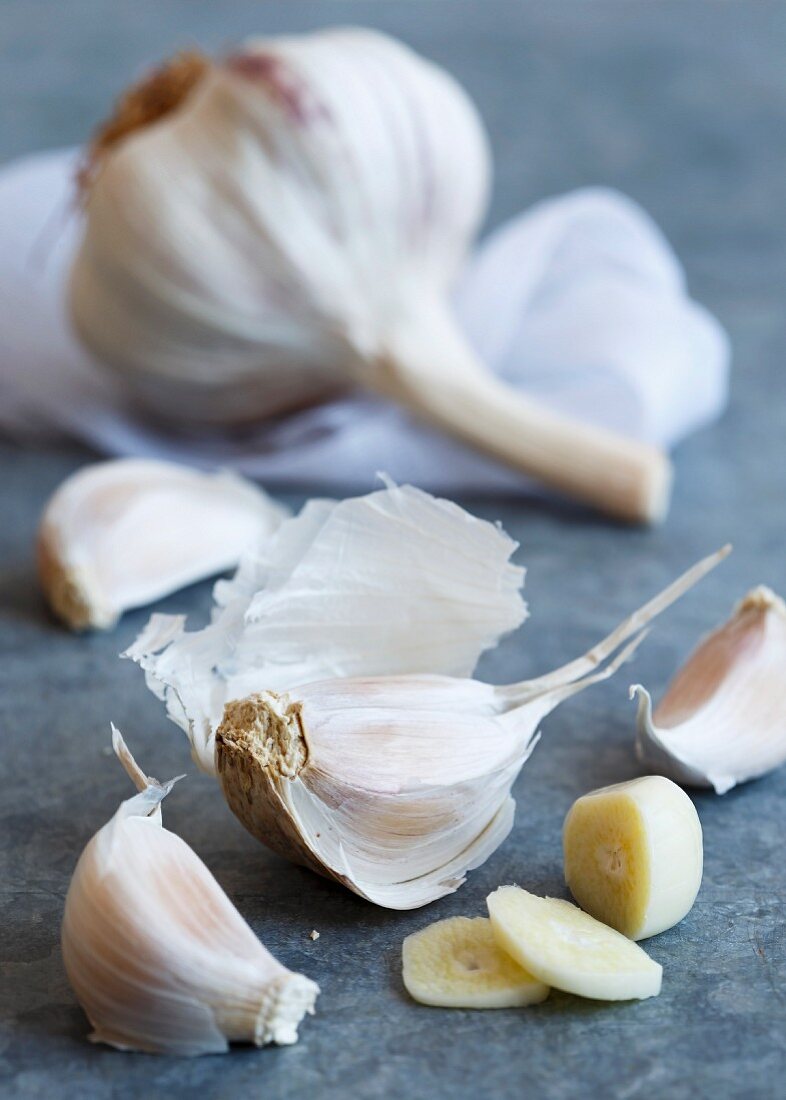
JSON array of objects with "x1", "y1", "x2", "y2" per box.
[
  {"x1": 38, "y1": 458, "x2": 287, "y2": 630},
  {"x1": 632, "y1": 586, "x2": 786, "y2": 794},
  {"x1": 61, "y1": 728, "x2": 318, "y2": 1055},
  {"x1": 126, "y1": 482, "x2": 527, "y2": 774},
  {"x1": 402, "y1": 916, "x2": 548, "y2": 1008},
  {"x1": 563, "y1": 776, "x2": 703, "y2": 940},
  {"x1": 487, "y1": 887, "x2": 662, "y2": 1001}
]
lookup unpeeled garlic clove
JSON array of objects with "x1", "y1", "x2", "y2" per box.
[
  {"x1": 632, "y1": 586, "x2": 786, "y2": 794},
  {"x1": 61, "y1": 727, "x2": 318, "y2": 1055},
  {"x1": 212, "y1": 544, "x2": 727, "y2": 910},
  {"x1": 38, "y1": 458, "x2": 287, "y2": 630}
]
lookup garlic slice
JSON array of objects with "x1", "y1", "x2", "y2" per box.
[
  {"x1": 38, "y1": 458, "x2": 287, "y2": 630},
  {"x1": 61, "y1": 728, "x2": 318, "y2": 1055},
  {"x1": 632, "y1": 586, "x2": 786, "y2": 794},
  {"x1": 125, "y1": 483, "x2": 527, "y2": 774},
  {"x1": 210, "y1": 544, "x2": 727, "y2": 910}
]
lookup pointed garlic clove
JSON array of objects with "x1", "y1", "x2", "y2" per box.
[
  {"x1": 61, "y1": 728, "x2": 318, "y2": 1055},
  {"x1": 38, "y1": 458, "x2": 287, "y2": 631},
  {"x1": 125, "y1": 482, "x2": 527, "y2": 774},
  {"x1": 632, "y1": 586, "x2": 786, "y2": 794},
  {"x1": 402, "y1": 916, "x2": 549, "y2": 1008}
]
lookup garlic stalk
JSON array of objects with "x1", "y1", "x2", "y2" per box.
[
  {"x1": 632, "y1": 586, "x2": 786, "y2": 794},
  {"x1": 125, "y1": 482, "x2": 528, "y2": 774},
  {"x1": 70, "y1": 28, "x2": 670, "y2": 523},
  {"x1": 38, "y1": 458, "x2": 287, "y2": 630},
  {"x1": 212, "y1": 547, "x2": 728, "y2": 910},
  {"x1": 61, "y1": 727, "x2": 318, "y2": 1055}
]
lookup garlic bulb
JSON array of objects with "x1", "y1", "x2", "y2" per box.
[
  {"x1": 632, "y1": 586, "x2": 786, "y2": 794},
  {"x1": 211, "y1": 545, "x2": 727, "y2": 910},
  {"x1": 38, "y1": 458, "x2": 287, "y2": 630},
  {"x1": 70, "y1": 29, "x2": 669, "y2": 523},
  {"x1": 125, "y1": 482, "x2": 528, "y2": 774},
  {"x1": 61, "y1": 728, "x2": 318, "y2": 1055}
]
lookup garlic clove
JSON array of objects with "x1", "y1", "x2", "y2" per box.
[
  {"x1": 487, "y1": 886, "x2": 662, "y2": 1001},
  {"x1": 563, "y1": 776, "x2": 703, "y2": 940},
  {"x1": 125, "y1": 482, "x2": 527, "y2": 774},
  {"x1": 402, "y1": 916, "x2": 549, "y2": 1008},
  {"x1": 632, "y1": 586, "x2": 786, "y2": 794},
  {"x1": 61, "y1": 728, "x2": 318, "y2": 1055},
  {"x1": 38, "y1": 458, "x2": 287, "y2": 631}
]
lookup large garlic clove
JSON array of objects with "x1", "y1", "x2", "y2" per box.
[
  {"x1": 563, "y1": 776, "x2": 703, "y2": 940},
  {"x1": 61, "y1": 728, "x2": 318, "y2": 1055},
  {"x1": 38, "y1": 458, "x2": 287, "y2": 631},
  {"x1": 125, "y1": 482, "x2": 527, "y2": 774},
  {"x1": 632, "y1": 586, "x2": 786, "y2": 794},
  {"x1": 402, "y1": 916, "x2": 549, "y2": 1008},
  {"x1": 487, "y1": 887, "x2": 662, "y2": 1001},
  {"x1": 71, "y1": 30, "x2": 669, "y2": 523}
]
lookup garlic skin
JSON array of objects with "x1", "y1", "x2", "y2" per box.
[
  {"x1": 38, "y1": 458, "x2": 287, "y2": 630},
  {"x1": 70, "y1": 29, "x2": 669, "y2": 522},
  {"x1": 632, "y1": 586, "x2": 786, "y2": 794},
  {"x1": 61, "y1": 728, "x2": 318, "y2": 1055},
  {"x1": 125, "y1": 483, "x2": 527, "y2": 774},
  {"x1": 211, "y1": 544, "x2": 726, "y2": 910}
]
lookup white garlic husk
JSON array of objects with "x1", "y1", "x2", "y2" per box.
[
  {"x1": 70, "y1": 29, "x2": 669, "y2": 522},
  {"x1": 632, "y1": 586, "x2": 786, "y2": 794},
  {"x1": 211, "y1": 547, "x2": 727, "y2": 910},
  {"x1": 125, "y1": 482, "x2": 528, "y2": 774},
  {"x1": 61, "y1": 727, "x2": 318, "y2": 1055},
  {"x1": 38, "y1": 458, "x2": 287, "y2": 630}
]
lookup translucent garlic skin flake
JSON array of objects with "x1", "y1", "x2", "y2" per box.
[
  {"x1": 126, "y1": 483, "x2": 528, "y2": 774},
  {"x1": 61, "y1": 729, "x2": 318, "y2": 1055},
  {"x1": 632, "y1": 586, "x2": 786, "y2": 794}
]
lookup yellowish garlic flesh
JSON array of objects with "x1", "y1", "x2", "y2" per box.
[
  {"x1": 61, "y1": 728, "x2": 318, "y2": 1055},
  {"x1": 563, "y1": 776, "x2": 703, "y2": 940},
  {"x1": 487, "y1": 887, "x2": 662, "y2": 1001},
  {"x1": 38, "y1": 458, "x2": 286, "y2": 630},
  {"x1": 632, "y1": 585, "x2": 786, "y2": 793},
  {"x1": 402, "y1": 916, "x2": 548, "y2": 1008}
]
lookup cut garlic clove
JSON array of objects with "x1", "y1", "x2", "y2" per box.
[
  {"x1": 61, "y1": 728, "x2": 318, "y2": 1055},
  {"x1": 38, "y1": 458, "x2": 287, "y2": 631},
  {"x1": 632, "y1": 586, "x2": 786, "y2": 794},
  {"x1": 487, "y1": 887, "x2": 662, "y2": 1001},
  {"x1": 402, "y1": 916, "x2": 548, "y2": 1008},
  {"x1": 563, "y1": 776, "x2": 703, "y2": 940}
]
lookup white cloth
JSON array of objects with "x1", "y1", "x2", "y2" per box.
[{"x1": 0, "y1": 148, "x2": 729, "y2": 493}]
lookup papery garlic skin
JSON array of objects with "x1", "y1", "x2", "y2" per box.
[
  {"x1": 61, "y1": 729, "x2": 318, "y2": 1055},
  {"x1": 632, "y1": 586, "x2": 786, "y2": 794},
  {"x1": 38, "y1": 458, "x2": 287, "y2": 630},
  {"x1": 126, "y1": 483, "x2": 527, "y2": 774}
]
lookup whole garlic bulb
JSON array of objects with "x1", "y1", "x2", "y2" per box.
[{"x1": 70, "y1": 29, "x2": 670, "y2": 523}]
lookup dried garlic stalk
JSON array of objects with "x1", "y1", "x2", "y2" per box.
[
  {"x1": 38, "y1": 458, "x2": 287, "y2": 631},
  {"x1": 632, "y1": 585, "x2": 786, "y2": 794},
  {"x1": 61, "y1": 728, "x2": 318, "y2": 1055},
  {"x1": 212, "y1": 548, "x2": 727, "y2": 909},
  {"x1": 125, "y1": 483, "x2": 528, "y2": 774}
]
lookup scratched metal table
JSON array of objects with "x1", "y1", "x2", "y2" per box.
[{"x1": 2, "y1": 2, "x2": 785, "y2": 1097}]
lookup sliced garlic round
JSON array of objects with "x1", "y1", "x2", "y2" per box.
[
  {"x1": 486, "y1": 886, "x2": 662, "y2": 1001},
  {"x1": 563, "y1": 776, "x2": 703, "y2": 940},
  {"x1": 402, "y1": 916, "x2": 548, "y2": 1008}
]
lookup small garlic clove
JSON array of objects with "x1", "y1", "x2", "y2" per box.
[
  {"x1": 61, "y1": 728, "x2": 318, "y2": 1055},
  {"x1": 38, "y1": 458, "x2": 287, "y2": 631},
  {"x1": 632, "y1": 585, "x2": 786, "y2": 794}
]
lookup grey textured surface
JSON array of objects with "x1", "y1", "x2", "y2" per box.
[{"x1": 2, "y1": 2, "x2": 786, "y2": 1097}]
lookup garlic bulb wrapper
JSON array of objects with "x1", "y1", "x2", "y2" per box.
[
  {"x1": 213, "y1": 545, "x2": 727, "y2": 910},
  {"x1": 125, "y1": 483, "x2": 528, "y2": 775},
  {"x1": 633, "y1": 586, "x2": 786, "y2": 794},
  {"x1": 61, "y1": 728, "x2": 318, "y2": 1055},
  {"x1": 71, "y1": 28, "x2": 669, "y2": 523},
  {"x1": 38, "y1": 458, "x2": 288, "y2": 630}
]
